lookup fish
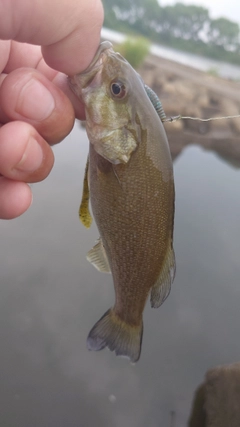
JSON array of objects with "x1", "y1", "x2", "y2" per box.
[{"x1": 68, "y1": 41, "x2": 175, "y2": 363}]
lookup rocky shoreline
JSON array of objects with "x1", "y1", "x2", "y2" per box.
[{"x1": 139, "y1": 54, "x2": 240, "y2": 165}]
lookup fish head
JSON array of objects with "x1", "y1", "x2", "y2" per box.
[{"x1": 69, "y1": 41, "x2": 148, "y2": 164}]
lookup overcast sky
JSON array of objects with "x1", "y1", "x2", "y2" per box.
[{"x1": 160, "y1": 0, "x2": 240, "y2": 25}]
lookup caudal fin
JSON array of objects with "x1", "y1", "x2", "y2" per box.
[{"x1": 87, "y1": 309, "x2": 143, "y2": 363}]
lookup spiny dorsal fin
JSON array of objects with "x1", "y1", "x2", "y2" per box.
[
  {"x1": 87, "y1": 239, "x2": 111, "y2": 273},
  {"x1": 150, "y1": 244, "x2": 176, "y2": 308},
  {"x1": 79, "y1": 156, "x2": 92, "y2": 228}
]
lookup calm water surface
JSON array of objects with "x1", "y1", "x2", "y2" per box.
[{"x1": 1, "y1": 124, "x2": 240, "y2": 427}]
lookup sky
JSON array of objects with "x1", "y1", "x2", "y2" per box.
[{"x1": 160, "y1": 0, "x2": 240, "y2": 25}]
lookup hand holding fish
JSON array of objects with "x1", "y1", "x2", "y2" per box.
[{"x1": 0, "y1": 0, "x2": 103, "y2": 219}]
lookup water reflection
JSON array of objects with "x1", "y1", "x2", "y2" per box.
[{"x1": 1, "y1": 124, "x2": 240, "y2": 426}]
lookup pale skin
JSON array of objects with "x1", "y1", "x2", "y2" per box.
[{"x1": 0, "y1": 0, "x2": 104, "y2": 219}]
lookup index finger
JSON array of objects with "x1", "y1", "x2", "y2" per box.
[{"x1": 0, "y1": 0, "x2": 104, "y2": 75}]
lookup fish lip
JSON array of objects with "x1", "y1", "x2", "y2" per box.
[
  {"x1": 81, "y1": 41, "x2": 113, "y2": 75},
  {"x1": 68, "y1": 41, "x2": 113, "y2": 95}
]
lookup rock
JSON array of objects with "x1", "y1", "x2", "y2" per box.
[
  {"x1": 172, "y1": 80, "x2": 195, "y2": 102},
  {"x1": 197, "y1": 93, "x2": 210, "y2": 110},
  {"x1": 165, "y1": 119, "x2": 184, "y2": 132},
  {"x1": 161, "y1": 81, "x2": 176, "y2": 96},
  {"x1": 221, "y1": 99, "x2": 240, "y2": 133},
  {"x1": 189, "y1": 362, "x2": 240, "y2": 427}
]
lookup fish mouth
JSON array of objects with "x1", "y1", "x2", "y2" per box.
[
  {"x1": 68, "y1": 41, "x2": 113, "y2": 94},
  {"x1": 82, "y1": 41, "x2": 113, "y2": 75}
]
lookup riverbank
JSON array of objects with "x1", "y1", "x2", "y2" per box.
[{"x1": 138, "y1": 53, "x2": 240, "y2": 165}]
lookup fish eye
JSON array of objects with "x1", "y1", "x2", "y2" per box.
[{"x1": 110, "y1": 81, "x2": 126, "y2": 99}]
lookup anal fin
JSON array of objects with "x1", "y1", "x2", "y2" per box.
[
  {"x1": 151, "y1": 244, "x2": 176, "y2": 308},
  {"x1": 87, "y1": 239, "x2": 111, "y2": 273}
]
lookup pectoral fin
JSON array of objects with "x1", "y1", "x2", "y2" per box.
[
  {"x1": 87, "y1": 239, "x2": 111, "y2": 273},
  {"x1": 79, "y1": 156, "x2": 92, "y2": 228},
  {"x1": 150, "y1": 244, "x2": 176, "y2": 308}
]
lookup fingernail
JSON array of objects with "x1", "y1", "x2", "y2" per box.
[
  {"x1": 15, "y1": 137, "x2": 43, "y2": 172},
  {"x1": 16, "y1": 79, "x2": 55, "y2": 121}
]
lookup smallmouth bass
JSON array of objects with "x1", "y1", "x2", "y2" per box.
[{"x1": 69, "y1": 41, "x2": 175, "y2": 362}]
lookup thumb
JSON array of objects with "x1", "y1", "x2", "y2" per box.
[{"x1": 0, "y1": 68, "x2": 75, "y2": 144}]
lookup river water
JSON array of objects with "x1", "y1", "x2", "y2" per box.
[
  {"x1": 1, "y1": 122, "x2": 240, "y2": 426},
  {"x1": 101, "y1": 27, "x2": 240, "y2": 80}
]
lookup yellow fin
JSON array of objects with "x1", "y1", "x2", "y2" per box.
[
  {"x1": 79, "y1": 156, "x2": 92, "y2": 228},
  {"x1": 151, "y1": 244, "x2": 176, "y2": 308},
  {"x1": 87, "y1": 239, "x2": 111, "y2": 273},
  {"x1": 87, "y1": 309, "x2": 143, "y2": 363}
]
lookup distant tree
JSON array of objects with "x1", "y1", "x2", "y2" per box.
[
  {"x1": 158, "y1": 3, "x2": 209, "y2": 41},
  {"x1": 103, "y1": 0, "x2": 163, "y2": 38},
  {"x1": 102, "y1": 0, "x2": 240, "y2": 65},
  {"x1": 208, "y1": 18, "x2": 240, "y2": 51},
  {"x1": 112, "y1": 0, "x2": 159, "y2": 25},
  {"x1": 135, "y1": 0, "x2": 162, "y2": 33}
]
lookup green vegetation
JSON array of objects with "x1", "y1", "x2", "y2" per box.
[
  {"x1": 102, "y1": 0, "x2": 240, "y2": 65},
  {"x1": 116, "y1": 37, "x2": 150, "y2": 68},
  {"x1": 207, "y1": 67, "x2": 219, "y2": 77}
]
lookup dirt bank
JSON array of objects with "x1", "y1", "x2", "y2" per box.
[{"x1": 139, "y1": 54, "x2": 240, "y2": 164}]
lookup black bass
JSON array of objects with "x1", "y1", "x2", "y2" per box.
[{"x1": 69, "y1": 41, "x2": 175, "y2": 362}]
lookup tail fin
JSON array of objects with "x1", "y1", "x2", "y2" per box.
[{"x1": 87, "y1": 309, "x2": 143, "y2": 363}]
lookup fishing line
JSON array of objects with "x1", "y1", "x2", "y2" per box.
[{"x1": 162, "y1": 114, "x2": 240, "y2": 123}]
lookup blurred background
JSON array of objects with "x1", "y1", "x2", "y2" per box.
[{"x1": 1, "y1": 1, "x2": 240, "y2": 426}]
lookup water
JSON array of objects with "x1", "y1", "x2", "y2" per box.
[
  {"x1": 101, "y1": 27, "x2": 240, "y2": 80},
  {"x1": 1, "y1": 123, "x2": 240, "y2": 426}
]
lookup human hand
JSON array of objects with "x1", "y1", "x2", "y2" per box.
[{"x1": 0, "y1": 0, "x2": 103, "y2": 219}]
